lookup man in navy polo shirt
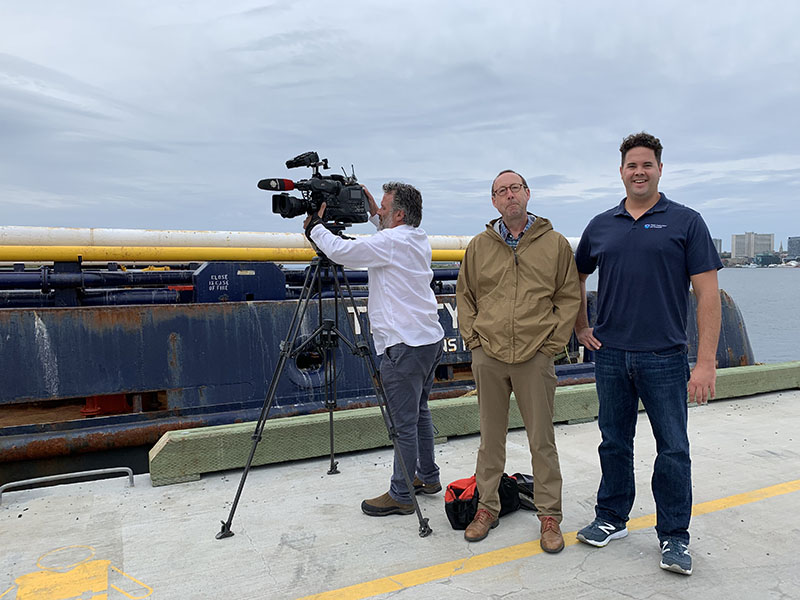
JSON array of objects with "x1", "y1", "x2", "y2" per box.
[{"x1": 573, "y1": 132, "x2": 722, "y2": 576}]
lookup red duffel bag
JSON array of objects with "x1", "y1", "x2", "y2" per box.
[{"x1": 444, "y1": 473, "x2": 527, "y2": 530}]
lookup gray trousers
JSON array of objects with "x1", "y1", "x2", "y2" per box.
[{"x1": 380, "y1": 340, "x2": 444, "y2": 503}]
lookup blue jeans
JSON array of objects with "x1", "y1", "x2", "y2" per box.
[
  {"x1": 380, "y1": 340, "x2": 443, "y2": 503},
  {"x1": 594, "y1": 346, "x2": 692, "y2": 544}
]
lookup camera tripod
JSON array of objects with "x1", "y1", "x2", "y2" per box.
[{"x1": 216, "y1": 252, "x2": 433, "y2": 539}]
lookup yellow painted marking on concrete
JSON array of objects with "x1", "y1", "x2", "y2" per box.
[
  {"x1": 691, "y1": 479, "x2": 800, "y2": 515},
  {"x1": 36, "y1": 544, "x2": 96, "y2": 571},
  {"x1": 109, "y1": 565, "x2": 154, "y2": 599},
  {"x1": 2, "y1": 545, "x2": 153, "y2": 599},
  {"x1": 298, "y1": 479, "x2": 800, "y2": 600}
]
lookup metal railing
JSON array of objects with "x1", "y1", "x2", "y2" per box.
[{"x1": 0, "y1": 467, "x2": 134, "y2": 505}]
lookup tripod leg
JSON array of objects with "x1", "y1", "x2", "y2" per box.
[
  {"x1": 324, "y1": 324, "x2": 339, "y2": 475},
  {"x1": 327, "y1": 410, "x2": 339, "y2": 475},
  {"x1": 315, "y1": 268, "x2": 341, "y2": 476},
  {"x1": 216, "y1": 425, "x2": 267, "y2": 539},
  {"x1": 216, "y1": 261, "x2": 322, "y2": 539},
  {"x1": 333, "y1": 266, "x2": 432, "y2": 537}
]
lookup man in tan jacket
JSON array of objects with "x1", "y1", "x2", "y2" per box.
[{"x1": 456, "y1": 169, "x2": 580, "y2": 552}]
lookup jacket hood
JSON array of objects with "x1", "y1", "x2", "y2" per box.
[{"x1": 485, "y1": 214, "x2": 554, "y2": 248}]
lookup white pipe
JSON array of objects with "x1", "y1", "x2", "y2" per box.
[{"x1": 0, "y1": 226, "x2": 579, "y2": 251}]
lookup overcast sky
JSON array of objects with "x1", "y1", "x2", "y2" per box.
[{"x1": 1, "y1": 1, "x2": 798, "y2": 250}]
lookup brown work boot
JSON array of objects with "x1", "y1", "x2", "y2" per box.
[
  {"x1": 539, "y1": 515, "x2": 565, "y2": 553},
  {"x1": 361, "y1": 492, "x2": 414, "y2": 516},
  {"x1": 464, "y1": 508, "x2": 498, "y2": 542},
  {"x1": 412, "y1": 477, "x2": 442, "y2": 495}
]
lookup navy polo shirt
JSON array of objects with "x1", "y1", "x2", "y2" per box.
[{"x1": 575, "y1": 193, "x2": 722, "y2": 352}]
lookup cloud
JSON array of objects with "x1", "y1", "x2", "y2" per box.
[{"x1": 0, "y1": 0, "x2": 797, "y2": 246}]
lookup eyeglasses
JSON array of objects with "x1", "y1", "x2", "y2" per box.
[{"x1": 492, "y1": 183, "x2": 526, "y2": 197}]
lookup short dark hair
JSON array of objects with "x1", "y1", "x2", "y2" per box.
[
  {"x1": 491, "y1": 169, "x2": 528, "y2": 194},
  {"x1": 382, "y1": 181, "x2": 422, "y2": 227},
  {"x1": 620, "y1": 132, "x2": 663, "y2": 165}
]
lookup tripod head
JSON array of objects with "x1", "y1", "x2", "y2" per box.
[
  {"x1": 325, "y1": 223, "x2": 351, "y2": 237},
  {"x1": 309, "y1": 224, "x2": 355, "y2": 264}
]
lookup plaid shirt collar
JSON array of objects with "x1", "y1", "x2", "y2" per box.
[{"x1": 498, "y1": 214, "x2": 535, "y2": 246}]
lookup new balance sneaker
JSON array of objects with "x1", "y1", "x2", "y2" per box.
[
  {"x1": 576, "y1": 519, "x2": 628, "y2": 547},
  {"x1": 660, "y1": 538, "x2": 692, "y2": 575}
]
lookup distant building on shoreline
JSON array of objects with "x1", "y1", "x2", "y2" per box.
[
  {"x1": 788, "y1": 236, "x2": 800, "y2": 259},
  {"x1": 731, "y1": 232, "x2": 774, "y2": 259},
  {"x1": 712, "y1": 238, "x2": 722, "y2": 254}
]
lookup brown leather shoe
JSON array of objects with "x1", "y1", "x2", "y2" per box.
[
  {"x1": 412, "y1": 477, "x2": 442, "y2": 495},
  {"x1": 361, "y1": 492, "x2": 414, "y2": 516},
  {"x1": 464, "y1": 508, "x2": 498, "y2": 542},
  {"x1": 539, "y1": 515, "x2": 565, "y2": 553}
]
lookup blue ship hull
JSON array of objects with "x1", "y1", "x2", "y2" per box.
[{"x1": 0, "y1": 262, "x2": 754, "y2": 470}]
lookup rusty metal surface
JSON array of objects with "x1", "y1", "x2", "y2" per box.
[
  {"x1": 0, "y1": 289, "x2": 754, "y2": 467},
  {"x1": 0, "y1": 417, "x2": 208, "y2": 462},
  {"x1": 0, "y1": 296, "x2": 471, "y2": 409},
  {"x1": 0, "y1": 294, "x2": 464, "y2": 465}
]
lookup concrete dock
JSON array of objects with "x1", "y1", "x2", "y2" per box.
[{"x1": 2, "y1": 389, "x2": 799, "y2": 599}]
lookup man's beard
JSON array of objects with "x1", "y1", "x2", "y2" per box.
[{"x1": 377, "y1": 211, "x2": 393, "y2": 231}]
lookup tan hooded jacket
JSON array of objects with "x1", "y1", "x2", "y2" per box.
[{"x1": 456, "y1": 215, "x2": 580, "y2": 364}]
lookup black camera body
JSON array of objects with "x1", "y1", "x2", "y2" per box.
[{"x1": 260, "y1": 152, "x2": 369, "y2": 225}]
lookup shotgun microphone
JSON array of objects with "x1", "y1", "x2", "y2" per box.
[{"x1": 257, "y1": 178, "x2": 295, "y2": 191}]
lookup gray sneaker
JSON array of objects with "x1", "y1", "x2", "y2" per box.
[
  {"x1": 576, "y1": 519, "x2": 628, "y2": 547},
  {"x1": 660, "y1": 538, "x2": 692, "y2": 575}
]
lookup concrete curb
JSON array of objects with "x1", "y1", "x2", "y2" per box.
[{"x1": 148, "y1": 361, "x2": 800, "y2": 486}]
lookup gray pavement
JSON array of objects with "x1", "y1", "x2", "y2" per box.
[{"x1": 2, "y1": 389, "x2": 799, "y2": 600}]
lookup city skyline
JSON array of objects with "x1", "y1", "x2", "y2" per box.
[{"x1": 713, "y1": 231, "x2": 799, "y2": 255}]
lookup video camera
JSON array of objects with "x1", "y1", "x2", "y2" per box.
[{"x1": 259, "y1": 152, "x2": 369, "y2": 225}]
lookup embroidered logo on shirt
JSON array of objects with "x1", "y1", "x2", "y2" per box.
[{"x1": 643, "y1": 224, "x2": 667, "y2": 229}]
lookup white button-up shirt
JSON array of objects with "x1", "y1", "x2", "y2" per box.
[{"x1": 310, "y1": 217, "x2": 444, "y2": 355}]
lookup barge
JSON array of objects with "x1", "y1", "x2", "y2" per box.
[{"x1": 0, "y1": 226, "x2": 754, "y2": 483}]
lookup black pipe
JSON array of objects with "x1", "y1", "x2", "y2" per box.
[
  {"x1": 0, "y1": 291, "x2": 55, "y2": 307},
  {"x1": 0, "y1": 269, "x2": 194, "y2": 290},
  {"x1": 80, "y1": 289, "x2": 183, "y2": 305},
  {"x1": 0, "y1": 263, "x2": 459, "y2": 306},
  {"x1": 0, "y1": 288, "x2": 185, "y2": 307},
  {"x1": 283, "y1": 267, "x2": 460, "y2": 286}
]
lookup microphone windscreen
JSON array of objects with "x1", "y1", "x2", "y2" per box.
[{"x1": 258, "y1": 178, "x2": 295, "y2": 191}]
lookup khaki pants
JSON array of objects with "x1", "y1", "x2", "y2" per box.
[{"x1": 472, "y1": 346, "x2": 562, "y2": 520}]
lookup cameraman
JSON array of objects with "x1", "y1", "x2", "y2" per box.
[{"x1": 303, "y1": 182, "x2": 445, "y2": 517}]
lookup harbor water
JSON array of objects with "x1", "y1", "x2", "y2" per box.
[
  {"x1": 716, "y1": 267, "x2": 799, "y2": 363},
  {"x1": 586, "y1": 266, "x2": 798, "y2": 363}
]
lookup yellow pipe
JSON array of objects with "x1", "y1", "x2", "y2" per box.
[{"x1": 0, "y1": 245, "x2": 466, "y2": 263}]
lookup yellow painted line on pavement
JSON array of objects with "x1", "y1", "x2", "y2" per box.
[{"x1": 298, "y1": 478, "x2": 800, "y2": 600}]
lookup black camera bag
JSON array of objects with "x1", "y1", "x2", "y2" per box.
[{"x1": 444, "y1": 473, "x2": 524, "y2": 530}]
